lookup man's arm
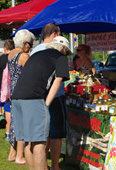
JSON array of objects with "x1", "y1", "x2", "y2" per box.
[{"x1": 45, "y1": 77, "x2": 63, "y2": 106}]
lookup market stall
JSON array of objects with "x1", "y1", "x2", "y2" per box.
[{"x1": 64, "y1": 71, "x2": 116, "y2": 169}]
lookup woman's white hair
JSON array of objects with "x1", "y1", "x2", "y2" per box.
[{"x1": 14, "y1": 29, "x2": 35, "y2": 48}]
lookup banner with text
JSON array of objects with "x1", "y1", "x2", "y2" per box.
[
  {"x1": 65, "y1": 108, "x2": 110, "y2": 169},
  {"x1": 86, "y1": 32, "x2": 116, "y2": 52}
]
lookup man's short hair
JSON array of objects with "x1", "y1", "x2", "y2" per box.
[{"x1": 42, "y1": 23, "x2": 59, "y2": 40}]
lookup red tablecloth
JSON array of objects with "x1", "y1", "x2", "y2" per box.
[
  {"x1": 76, "y1": 84, "x2": 111, "y2": 95},
  {"x1": 64, "y1": 84, "x2": 111, "y2": 95}
]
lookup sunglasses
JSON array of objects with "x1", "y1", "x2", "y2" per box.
[
  {"x1": 27, "y1": 42, "x2": 33, "y2": 48},
  {"x1": 76, "y1": 49, "x2": 84, "y2": 52}
]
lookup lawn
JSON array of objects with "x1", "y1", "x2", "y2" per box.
[{"x1": 0, "y1": 128, "x2": 77, "y2": 170}]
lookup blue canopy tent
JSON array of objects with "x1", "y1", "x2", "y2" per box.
[{"x1": 13, "y1": 0, "x2": 116, "y2": 35}]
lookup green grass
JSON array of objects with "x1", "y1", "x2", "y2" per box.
[
  {"x1": 0, "y1": 129, "x2": 28, "y2": 170},
  {"x1": 0, "y1": 128, "x2": 78, "y2": 170}
]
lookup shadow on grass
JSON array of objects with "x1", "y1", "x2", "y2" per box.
[{"x1": 48, "y1": 153, "x2": 80, "y2": 170}]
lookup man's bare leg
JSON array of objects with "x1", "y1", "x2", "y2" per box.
[
  {"x1": 0, "y1": 107, "x2": 2, "y2": 115},
  {"x1": 8, "y1": 145, "x2": 16, "y2": 161},
  {"x1": 50, "y1": 139, "x2": 62, "y2": 170},
  {"x1": 25, "y1": 141, "x2": 47, "y2": 170},
  {"x1": 33, "y1": 142, "x2": 47, "y2": 170},
  {"x1": 45, "y1": 138, "x2": 50, "y2": 170},
  {"x1": 25, "y1": 142, "x2": 34, "y2": 170},
  {"x1": 15, "y1": 140, "x2": 26, "y2": 164},
  {"x1": 5, "y1": 111, "x2": 11, "y2": 135}
]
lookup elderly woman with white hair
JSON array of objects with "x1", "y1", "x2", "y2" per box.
[{"x1": 7, "y1": 29, "x2": 35, "y2": 164}]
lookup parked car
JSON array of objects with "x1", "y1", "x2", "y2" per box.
[
  {"x1": 92, "y1": 60, "x2": 104, "y2": 78},
  {"x1": 102, "y1": 52, "x2": 116, "y2": 90}
]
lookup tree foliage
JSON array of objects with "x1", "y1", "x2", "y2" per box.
[
  {"x1": 92, "y1": 51, "x2": 108, "y2": 62},
  {"x1": 0, "y1": 0, "x2": 11, "y2": 11},
  {"x1": 0, "y1": 0, "x2": 29, "y2": 40},
  {"x1": 0, "y1": 0, "x2": 29, "y2": 10}
]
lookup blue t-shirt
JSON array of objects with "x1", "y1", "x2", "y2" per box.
[{"x1": 30, "y1": 43, "x2": 48, "y2": 56}]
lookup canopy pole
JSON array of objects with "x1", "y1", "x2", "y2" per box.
[
  {"x1": 12, "y1": 0, "x2": 16, "y2": 33},
  {"x1": 69, "y1": 33, "x2": 74, "y2": 60},
  {"x1": 12, "y1": 0, "x2": 15, "y2": 7}
]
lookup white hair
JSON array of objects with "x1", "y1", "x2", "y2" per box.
[{"x1": 14, "y1": 29, "x2": 35, "y2": 48}]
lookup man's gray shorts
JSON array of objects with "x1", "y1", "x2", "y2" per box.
[{"x1": 12, "y1": 99, "x2": 50, "y2": 142}]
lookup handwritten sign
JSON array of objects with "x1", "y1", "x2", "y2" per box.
[{"x1": 86, "y1": 32, "x2": 116, "y2": 51}]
